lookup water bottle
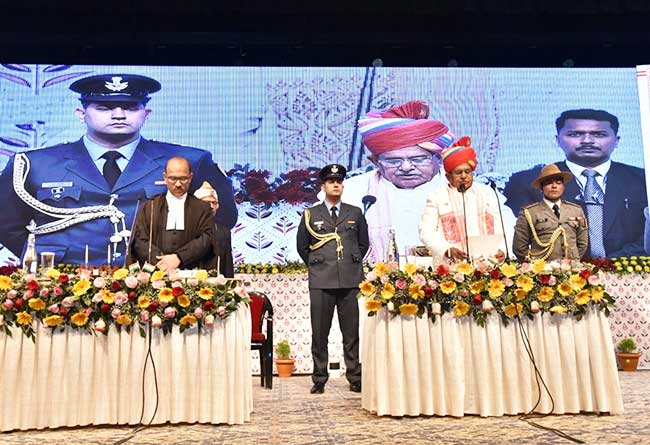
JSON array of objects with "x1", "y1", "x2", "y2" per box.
[{"x1": 23, "y1": 233, "x2": 38, "y2": 274}]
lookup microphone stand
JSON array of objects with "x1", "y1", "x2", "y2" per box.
[
  {"x1": 459, "y1": 183, "x2": 471, "y2": 262},
  {"x1": 490, "y1": 181, "x2": 511, "y2": 261},
  {"x1": 124, "y1": 196, "x2": 142, "y2": 267}
]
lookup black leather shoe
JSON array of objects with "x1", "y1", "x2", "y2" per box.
[
  {"x1": 349, "y1": 382, "x2": 361, "y2": 393},
  {"x1": 310, "y1": 382, "x2": 325, "y2": 394}
]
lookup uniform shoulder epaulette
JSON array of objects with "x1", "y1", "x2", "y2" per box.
[
  {"x1": 522, "y1": 202, "x2": 541, "y2": 210},
  {"x1": 563, "y1": 200, "x2": 582, "y2": 209}
]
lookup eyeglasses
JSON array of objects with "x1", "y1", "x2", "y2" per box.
[
  {"x1": 166, "y1": 176, "x2": 191, "y2": 183},
  {"x1": 377, "y1": 155, "x2": 434, "y2": 168}
]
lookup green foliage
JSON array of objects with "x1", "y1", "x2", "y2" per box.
[
  {"x1": 617, "y1": 338, "x2": 637, "y2": 353},
  {"x1": 275, "y1": 339, "x2": 291, "y2": 359}
]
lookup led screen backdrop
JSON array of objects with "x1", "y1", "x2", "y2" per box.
[{"x1": 0, "y1": 64, "x2": 646, "y2": 265}]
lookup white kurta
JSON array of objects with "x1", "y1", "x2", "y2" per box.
[{"x1": 419, "y1": 182, "x2": 516, "y2": 262}]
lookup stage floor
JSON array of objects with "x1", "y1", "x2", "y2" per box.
[{"x1": 3, "y1": 372, "x2": 649, "y2": 444}]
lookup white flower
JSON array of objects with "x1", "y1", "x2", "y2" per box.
[
  {"x1": 431, "y1": 302, "x2": 442, "y2": 315},
  {"x1": 387, "y1": 301, "x2": 395, "y2": 312},
  {"x1": 204, "y1": 314, "x2": 215, "y2": 327},
  {"x1": 151, "y1": 315, "x2": 162, "y2": 328},
  {"x1": 94, "y1": 319, "x2": 106, "y2": 333},
  {"x1": 531, "y1": 301, "x2": 540, "y2": 313},
  {"x1": 482, "y1": 300, "x2": 494, "y2": 313}
]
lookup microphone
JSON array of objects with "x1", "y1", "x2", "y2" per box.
[
  {"x1": 123, "y1": 195, "x2": 142, "y2": 267},
  {"x1": 458, "y1": 183, "x2": 471, "y2": 261},
  {"x1": 490, "y1": 181, "x2": 511, "y2": 261},
  {"x1": 361, "y1": 195, "x2": 377, "y2": 215}
]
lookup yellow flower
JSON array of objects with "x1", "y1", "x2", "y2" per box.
[
  {"x1": 404, "y1": 263, "x2": 418, "y2": 276},
  {"x1": 28, "y1": 298, "x2": 46, "y2": 311},
  {"x1": 138, "y1": 295, "x2": 151, "y2": 309},
  {"x1": 113, "y1": 268, "x2": 129, "y2": 280},
  {"x1": 43, "y1": 315, "x2": 64, "y2": 327},
  {"x1": 45, "y1": 268, "x2": 60, "y2": 280},
  {"x1": 537, "y1": 286, "x2": 555, "y2": 302},
  {"x1": 440, "y1": 280, "x2": 457, "y2": 294},
  {"x1": 16, "y1": 311, "x2": 32, "y2": 325},
  {"x1": 195, "y1": 270, "x2": 208, "y2": 281},
  {"x1": 116, "y1": 314, "x2": 132, "y2": 325},
  {"x1": 271, "y1": 267, "x2": 279, "y2": 273},
  {"x1": 0, "y1": 275, "x2": 13, "y2": 290},
  {"x1": 550, "y1": 305, "x2": 568, "y2": 314},
  {"x1": 365, "y1": 299, "x2": 383, "y2": 312},
  {"x1": 373, "y1": 262, "x2": 389, "y2": 277},
  {"x1": 627, "y1": 266, "x2": 633, "y2": 273},
  {"x1": 198, "y1": 287, "x2": 214, "y2": 300},
  {"x1": 409, "y1": 284, "x2": 425, "y2": 299},
  {"x1": 515, "y1": 275, "x2": 534, "y2": 292},
  {"x1": 158, "y1": 287, "x2": 174, "y2": 303},
  {"x1": 359, "y1": 281, "x2": 376, "y2": 297},
  {"x1": 456, "y1": 261, "x2": 474, "y2": 275},
  {"x1": 72, "y1": 279, "x2": 91, "y2": 296},
  {"x1": 453, "y1": 300, "x2": 470, "y2": 316},
  {"x1": 504, "y1": 303, "x2": 524, "y2": 317},
  {"x1": 470, "y1": 280, "x2": 484, "y2": 294},
  {"x1": 399, "y1": 303, "x2": 418, "y2": 316},
  {"x1": 574, "y1": 290, "x2": 591, "y2": 305},
  {"x1": 591, "y1": 287, "x2": 605, "y2": 302},
  {"x1": 380, "y1": 283, "x2": 395, "y2": 299},
  {"x1": 101, "y1": 289, "x2": 115, "y2": 304},
  {"x1": 532, "y1": 259, "x2": 547, "y2": 274},
  {"x1": 557, "y1": 281, "x2": 573, "y2": 297},
  {"x1": 514, "y1": 289, "x2": 528, "y2": 301},
  {"x1": 487, "y1": 279, "x2": 505, "y2": 298},
  {"x1": 177, "y1": 294, "x2": 191, "y2": 307},
  {"x1": 500, "y1": 262, "x2": 518, "y2": 278},
  {"x1": 180, "y1": 314, "x2": 197, "y2": 326},
  {"x1": 569, "y1": 274, "x2": 586, "y2": 290},
  {"x1": 151, "y1": 270, "x2": 165, "y2": 281},
  {"x1": 71, "y1": 312, "x2": 89, "y2": 326}
]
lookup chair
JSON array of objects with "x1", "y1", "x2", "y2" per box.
[{"x1": 250, "y1": 292, "x2": 273, "y2": 389}]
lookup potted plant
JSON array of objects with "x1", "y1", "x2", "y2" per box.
[
  {"x1": 275, "y1": 339, "x2": 295, "y2": 378},
  {"x1": 615, "y1": 338, "x2": 642, "y2": 371}
]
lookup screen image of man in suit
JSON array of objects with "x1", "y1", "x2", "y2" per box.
[
  {"x1": 0, "y1": 73, "x2": 237, "y2": 266},
  {"x1": 504, "y1": 109, "x2": 647, "y2": 258},
  {"x1": 296, "y1": 164, "x2": 369, "y2": 395},
  {"x1": 128, "y1": 157, "x2": 216, "y2": 272}
]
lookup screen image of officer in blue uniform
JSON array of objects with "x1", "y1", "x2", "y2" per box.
[{"x1": 0, "y1": 73, "x2": 237, "y2": 266}]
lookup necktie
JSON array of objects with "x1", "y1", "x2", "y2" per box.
[
  {"x1": 582, "y1": 169, "x2": 606, "y2": 258},
  {"x1": 101, "y1": 151, "x2": 123, "y2": 188},
  {"x1": 552, "y1": 203, "x2": 560, "y2": 219},
  {"x1": 331, "y1": 206, "x2": 338, "y2": 224}
]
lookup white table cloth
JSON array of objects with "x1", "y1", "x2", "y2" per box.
[
  {"x1": 362, "y1": 307, "x2": 623, "y2": 417},
  {"x1": 0, "y1": 303, "x2": 252, "y2": 432}
]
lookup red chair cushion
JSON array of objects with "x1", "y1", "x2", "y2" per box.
[{"x1": 249, "y1": 293, "x2": 265, "y2": 338}]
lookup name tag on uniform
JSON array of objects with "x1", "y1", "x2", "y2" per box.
[
  {"x1": 154, "y1": 180, "x2": 166, "y2": 186},
  {"x1": 42, "y1": 181, "x2": 73, "y2": 188},
  {"x1": 347, "y1": 220, "x2": 356, "y2": 224}
]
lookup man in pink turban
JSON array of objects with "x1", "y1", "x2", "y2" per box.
[
  {"x1": 342, "y1": 100, "x2": 455, "y2": 263},
  {"x1": 419, "y1": 137, "x2": 516, "y2": 263}
]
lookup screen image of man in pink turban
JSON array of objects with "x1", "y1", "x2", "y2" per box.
[
  {"x1": 341, "y1": 100, "x2": 455, "y2": 263},
  {"x1": 419, "y1": 137, "x2": 516, "y2": 263}
]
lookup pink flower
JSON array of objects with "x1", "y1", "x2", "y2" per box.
[
  {"x1": 6, "y1": 289, "x2": 17, "y2": 299},
  {"x1": 395, "y1": 279, "x2": 408, "y2": 290},
  {"x1": 215, "y1": 275, "x2": 227, "y2": 286},
  {"x1": 92, "y1": 292, "x2": 103, "y2": 303},
  {"x1": 548, "y1": 276, "x2": 557, "y2": 286},
  {"x1": 504, "y1": 278, "x2": 514, "y2": 287},
  {"x1": 453, "y1": 272, "x2": 465, "y2": 283},
  {"x1": 151, "y1": 315, "x2": 162, "y2": 328},
  {"x1": 475, "y1": 262, "x2": 489, "y2": 274},
  {"x1": 164, "y1": 307, "x2": 176, "y2": 318},
  {"x1": 137, "y1": 272, "x2": 151, "y2": 284},
  {"x1": 560, "y1": 260, "x2": 571, "y2": 271},
  {"x1": 235, "y1": 286, "x2": 248, "y2": 298},
  {"x1": 40, "y1": 288, "x2": 50, "y2": 297},
  {"x1": 431, "y1": 302, "x2": 442, "y2": 315},
  {"x1": 217, "y1": 306, "x2": 226, "y2": 317},
  {"x1": 124, "y1": 275, "x2": 138, "y2": 289},
  {"x1": 194, "y1": 307, "x2": 204, "y2": 319},
  {"x1": 168, "y1": 271, "x2": 180, "y2": 282},
  {"x1": 459, "y1": 289, "x2": 469, "y2": 297},
  {"x1": 482, "y1": 300, "x2": 494, "y2": 313},
  {"x1": 204, "y1": 314, "x2": 215, "y2": 328},
  {"x1": 428, "y1": 280, "x2": 439, "y2": 290},
  {"x1": 531, "y1": 301, "x2": 540, "y2": 313},
  {"x1": 549, "y1": 260, "x2": 561, "y2": 271},
  {"x1": 94, "y1": 319, "x2": 106, "y2": 333},
  {"x1": 366, "y1": 271, "x2": 377, "y2": 282},
  {"x1": 48, "y1": 304, "x2": 59, "y2": 314},
  {"x1": 85, "y1": 307, "x2": 93, "y2": 315},
  {"x1": 171, "y1": 281, "x2": 183, "y2": 289},
  {"x1": 114, "y1": 291, "x2": 128, "y2": 305},
  {"x1": 2, "y1": 300, "x2": 14, "y2": 310},
  {"x1": 93, "y1": 277, "x2": 106, "y2": 288},
  {"x1": 53, "y1": 286, "x2": 63, "y2": 296},
  {"x1": 140, "y1": 310, "x2": 150, "y2": 322},
  {"x1": 152, "y1": 280, "x2": 165, "y2": 290},
  {"x1": 79, "y1": 269, "x2": 91, "y2": 280},
  {"x1": 588, "y1": 275, "x2": 600, "y2": 286},
  {"x1": 380, "y1": 275, "x2": 389, "y2": 284},
  {"x1": 413, "y1": 274, "x2": 426, "y2": 286},
  {"x1": 61, "y1": 297, "x2": 75, "y2": 308},
  {"x1": 111, "y1": 308, "x2": 121, "y2": 319},
  {"x1": 22, "y1": 290, "x2": 34, "y2": 299},
  {"x1": 24, "y1": 273, "x2": 36, "y2": 282}
]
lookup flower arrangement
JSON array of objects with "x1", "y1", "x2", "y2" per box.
[
  {"x1": 236, "y1": 261, "x2": 307, "y2": 274},
  {"x1": 358, "y1": 259, "x2": 614, "y2": 326},
  {"x1": 0, "y1": 266, "x2": 250, "y2": 340},
  {"x1": 227, "y1": 163, "x2": 321, "y2": 205},
  {"x1": 609, "y1": 256, "x2": 650, "y2": 274}
]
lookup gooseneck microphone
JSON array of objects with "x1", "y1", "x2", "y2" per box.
[
  {"x1": 458, "y1": 183, "x2": 471, "y2": 261},
  {"x1": 490, "y1": 181, "x2": 511, "y2": 261},
  {"x1": 361, "y1": 195, "x2": 377, "y2": 216}
]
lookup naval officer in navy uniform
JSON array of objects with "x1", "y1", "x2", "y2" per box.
[
  {"x1": 0, "y1": 73, "x2": 237, "y2": 266},
  {"x1": 296, "y1": 164, "x2": 369, "y2": 394}
]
